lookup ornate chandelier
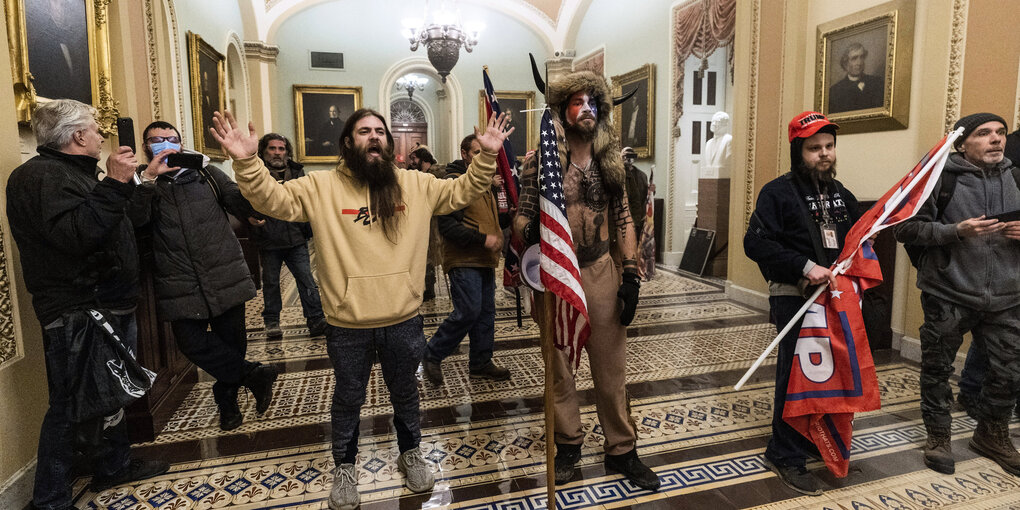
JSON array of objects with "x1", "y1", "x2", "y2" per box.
[
  {"x1": 402, "y1": 1, "x2": 482, "y2": 83},
  {"x1": 395, "y1": 74, "x2": 428, "y2": 99}
]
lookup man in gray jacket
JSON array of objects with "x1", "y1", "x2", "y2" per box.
[{"x1": 894, "y1": 112, "x2": 1020, "y2": 476}]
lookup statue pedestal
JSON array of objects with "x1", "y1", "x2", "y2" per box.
[{"x1": 696, "y1": 177, "x2": 730, "y2": 277}]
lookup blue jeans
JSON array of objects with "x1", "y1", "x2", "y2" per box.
[
  {"x1": 34, "y1": 313, "x2": 135, "y2": 509},
  {"x1": 425, "y1": 267, "x2": 496, "y2": 371},
  {"x1": 958, "y1": 335, "x2": 1020, "y2": 408},
  {"x1": 260, "y1": 243, "x2": 324, "y2": 324},
  {"x1": 764, "y1": 296, "x2": 821, "y2": 468}
]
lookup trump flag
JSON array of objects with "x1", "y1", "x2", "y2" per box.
[{"x1": 782, "y1": 130, "x2": 960, "y2": 477}]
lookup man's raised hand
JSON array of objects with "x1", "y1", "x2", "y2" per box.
[
  {"x1": 209, "y1": 110, "x2": 259, "y2": 160},
  {"x1": 475, "y1": 112, "x2": 515, "y2": 154}
]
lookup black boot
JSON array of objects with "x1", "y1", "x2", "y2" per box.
[
  {"x1": 90, "y1": 458, "x2": 170, "y2": 491},
  {"x1": 554, "y1": 443, "x2": 582, "y2": 484},
  {"x1": 243, "y1": 364, "x2": 280, "y2": 415},
  {"x1": 212, "y1": 382, "x2": 242, "y2": 431},
  {"x1": 605, "y1": 448, "x2": 661, "y2": 491}
]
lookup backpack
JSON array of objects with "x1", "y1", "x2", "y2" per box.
[{"x1": 904, "y1": 166, "x2": 1020, "y2": 267}]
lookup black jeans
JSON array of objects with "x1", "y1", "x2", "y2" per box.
[
  {"x1": 325, "y1": 316, "x2": 425, "y2": 465},
  {"x1": 764, "y1": 296, "x2": 821, "y2": 468},
  {"x1": 34, "y1": 313, "x2": 134, "y2": 509},
  {"x1": 259, "y1": 243, "x2": 324, "y2": 324},
  {"x1": 171, "y1": 304, "x2": 256, "y2": 390}
]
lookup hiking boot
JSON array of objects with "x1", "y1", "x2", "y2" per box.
[
  {"x1": 605, "y1": 448, "x2": 661, "y2": 491},
  {"x1": 397, "y1": 447, "x2": 435, "y2": 493},
  {"x1": 923, "y1": 425, "x2": 954, "y2": 474},
  {"x1": 212, "y1": 382, "x2": 242, "y2": 431},
  {"x1": 90, "y1": 458, "x2": 170, "y2": 491},
  {"x1": 243, "y1": 364, "x2": 279, "y2": 415},
  {"x1": 763, "y1": 457, "x2": 823, "y2": 496},
  {"x1": 423, "y1": 359, "x2": 444, "y2": 385},
  {"x1": 554, "y1": 443, "x2": 582, "y2": 484},
  {"x1": 970, "y1": 420, "x2": 1020, "y2": 476},
  {"x1": 328, "y1": 464, "x2": 359, "y2": 510},
  {"x1": 265, "y1": 320, "x2": 283, "y2": 339},
  {"x1": 469, "y1": 361, "x2": 511, "y2": 381},
  {"x1": 957, "y1": 392, "x2": 979, "y2": 420},
  {"x1": 308, "y1": 317, "x2": 328, "y2": 337}
]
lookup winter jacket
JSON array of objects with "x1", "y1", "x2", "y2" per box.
[
  {"x1": 744, "y1": 171, "x2": 860, "y2": 286},
  {"x1": 250, "y1": 160, "x2": 313, "y2": 250},
  {"x1": 6, "y1": 146, "x2": 141, "y2": 325},
  {"x1": 134, "y1": 165, "x2": 257, "y2": 321},
  {"x1": 232, "y1": 150, "x2": 498, "y2": 328},
  {"x1": 437, "y1": 159, "x2": 508, "y2": 271},
  {"x1": 894, "y1": 153, "x2": 1020, "y2": 311}
]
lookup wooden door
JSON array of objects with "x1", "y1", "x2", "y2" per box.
[{"x1": 392, "y1": 122, "x2": 427, "y2": 168}]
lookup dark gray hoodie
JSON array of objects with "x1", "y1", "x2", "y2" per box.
[{"x1": 894, "y1": 153, "x2": 1020, "y2": 311}]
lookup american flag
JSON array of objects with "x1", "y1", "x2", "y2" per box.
[
  {"x1": 482, "y1": 67, "x2": 524, "y2": 287},
  {"x1": 538, "y1": 110, "x2": 590, "y2": 369}
]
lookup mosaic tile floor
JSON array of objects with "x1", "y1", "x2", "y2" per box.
[{"x1": 69, "y1": 265, "x2": 1020, "y2": 509}]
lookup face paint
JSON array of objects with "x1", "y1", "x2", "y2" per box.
[{"x1": 566, "y1": 92, "x2": 598, "y2": 126}]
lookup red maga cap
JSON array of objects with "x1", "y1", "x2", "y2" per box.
[{"x1": 788, "y1": 111, "x2": 839, "y2": 142}]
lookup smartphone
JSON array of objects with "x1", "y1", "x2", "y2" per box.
[
  {"x1": 166, "y1": 152, "x2": 204, "y2": 169},
  {"x1": 989, "y1": 209, "x2": 1020, "y2": 223},
  {"x1": 116, "y1": 117, "x2": 135, "y2": 153}
]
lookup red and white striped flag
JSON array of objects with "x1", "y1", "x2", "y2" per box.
[{"x1": 538, "y1": 110, "x2": 590, "y2": 369}]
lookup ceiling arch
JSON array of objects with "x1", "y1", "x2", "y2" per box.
[{"x1": 247, "y1": 0, "x2": 593, "y2": 54}]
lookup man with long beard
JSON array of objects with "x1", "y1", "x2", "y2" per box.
[
  {"x1": 513, "y1": 71, "x2": 660, "y2": 491},
  {"x1": 210, "y1": 108, "x2": 513, "y2": 510},
  {"x1": 744, "y1": 111, "x2": 861, "y2": 495}
]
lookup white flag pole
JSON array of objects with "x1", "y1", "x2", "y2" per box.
[{"x1": 732, "y1": 128, "x2": 962, "y2": 391}]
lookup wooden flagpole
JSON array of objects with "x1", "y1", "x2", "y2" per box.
[{"x1": 541, "y1": 291, "x2": 557, "y2": 509}]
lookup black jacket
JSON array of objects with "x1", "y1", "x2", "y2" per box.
[
  {"x1": 6, "y1": 146, "x2": 141, "y2": 324},
  {"x1": 744, "y1": 172, "x2": 860, "y2": 285},
  {"x1": 134, "y1": 165, "x2": 257, "y2": 320},
  {"x1": 250, "y1": 160, "x2": 313, "y2": 250}
]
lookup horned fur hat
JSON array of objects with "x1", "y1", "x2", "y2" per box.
[{"x1": 546, "y1": 70, "x2": 626, "y2": 199}]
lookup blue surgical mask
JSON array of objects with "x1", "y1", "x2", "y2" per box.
[{"x1": 150, "y1": 141, "x2": 182, "y2": 158}]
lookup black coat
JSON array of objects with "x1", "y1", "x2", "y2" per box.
[
  {"x1": 250, "y1": 160, "x2": 312, "y2": 250},
  {"x1": 135, "y1": 165, "x2": 256, "y2": 320},
  {"x1": 5, "y1": 146, "x2": 141, "y2": 325}
]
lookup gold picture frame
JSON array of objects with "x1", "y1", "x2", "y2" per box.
[
  {"x1": 293, "y1": 84, "x2": 362, "y2": 164},
  {"x1": 612, "y1": 63, "x2": 656, "y2": 158},
  {"x1": 187, "y1": 31, "x2": 227, "y2": 159},
  {"x1": 815, "y1": 0, "x2": 915, "y2": 134},
  {"x1": 478, "y1": 90, "x2": 535, "y2": 163},
  {"x1": 5, "y1": 0, "x2": 118, "y2": 134}
]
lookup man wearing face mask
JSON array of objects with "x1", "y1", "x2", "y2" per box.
[
  {"x1": 133, "y1": 121, "x2": 278, "y2": 433},
  {"x1": 744, "y1": 112, "x2": 860, "y2": 496},
  {"x1": 513, "y1": 71, "x2": 658, "y2": 491},
  {"x1": 251, "y1": 133, "x2": 327, "y2": 339}
]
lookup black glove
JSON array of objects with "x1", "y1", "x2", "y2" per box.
[
  {"x1": 618, "y1": 271, "x2": 641, "y2": 326},
  {"x1": 521, "y1": 213, "x2": 541, "y2": 244}
]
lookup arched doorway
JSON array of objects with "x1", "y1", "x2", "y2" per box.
[{"x1": 390, "y1": 98, "x2": 430, "y2": 169}]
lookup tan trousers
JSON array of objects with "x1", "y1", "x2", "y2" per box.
[{"x1": 539, "y1": 253, "x2": 637, "y2": 455}]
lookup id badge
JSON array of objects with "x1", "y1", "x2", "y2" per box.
[{"x1": 821, "y1": 223, "x2": 839, "y2": 249}]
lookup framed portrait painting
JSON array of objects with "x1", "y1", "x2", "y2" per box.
[
  {"x1": 573, "y1": 46, "x2": 605, "y2": 76},
  {"x1": 479, "y1": 90, "x2": 535, "y2": 163},
  {"x1": 612, "y1": 64, "x2": 656, "y2": 158},
  {"x1": 5, "y1": 0, "x2": 118, "y2": 132},
  {"x1": 815, "y1": 0, "x2": 915, "y2": 133},
  {"x1": 187, "y1": 32, "x2": 227, "y2": 159},
  {"x1": 294, "y1": 85, "x2": 362, "y2": 164}
]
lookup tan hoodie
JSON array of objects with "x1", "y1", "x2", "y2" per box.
[{"x1": 232, "y1": 151, "x2": 497, "y2": 328}]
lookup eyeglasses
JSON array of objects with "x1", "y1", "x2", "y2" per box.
[{"x1": 146, "y1": 136, "x2": 181, "y2": 144}]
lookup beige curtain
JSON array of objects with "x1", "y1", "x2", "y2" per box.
[{"x1": 672, "y1": 0, "x2": 736, "y2": 133}]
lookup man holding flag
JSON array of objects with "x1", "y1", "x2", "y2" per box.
[
  {"x1": 894, "y1": 112, "x2": 1020, "y2": 476},
  {"x1": 744, "y1": 111, "x2": 861, "y2": 495},
  {"x1": 513, "y1": 70, "x2": 658, "y2": 491}
]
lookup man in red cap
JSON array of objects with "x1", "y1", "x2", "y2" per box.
[{"x1": 743, "y1": 111, "x2": 861, "y2": 496}]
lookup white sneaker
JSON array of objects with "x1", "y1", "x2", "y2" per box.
[
  {"x1": 397, "y1": 447, "x2": 435, "y2": 493},
  {"x1": 328, "y1": 464, "x2": 359, "y2": 510}
]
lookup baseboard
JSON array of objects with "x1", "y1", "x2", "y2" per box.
[
  {"x1": 898, "y1": 335, "x2": 968, "y2": 372},
  {"x1": 725, "y1": 281, "x2": 769, "y2": 311},
  {"x1": 0, "y1": 459, "x2": 35, "y2": 510}
]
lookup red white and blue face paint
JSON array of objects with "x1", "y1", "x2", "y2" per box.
[{"x1": 566, "y1": 91, "x2": 598, "y2": 127}]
